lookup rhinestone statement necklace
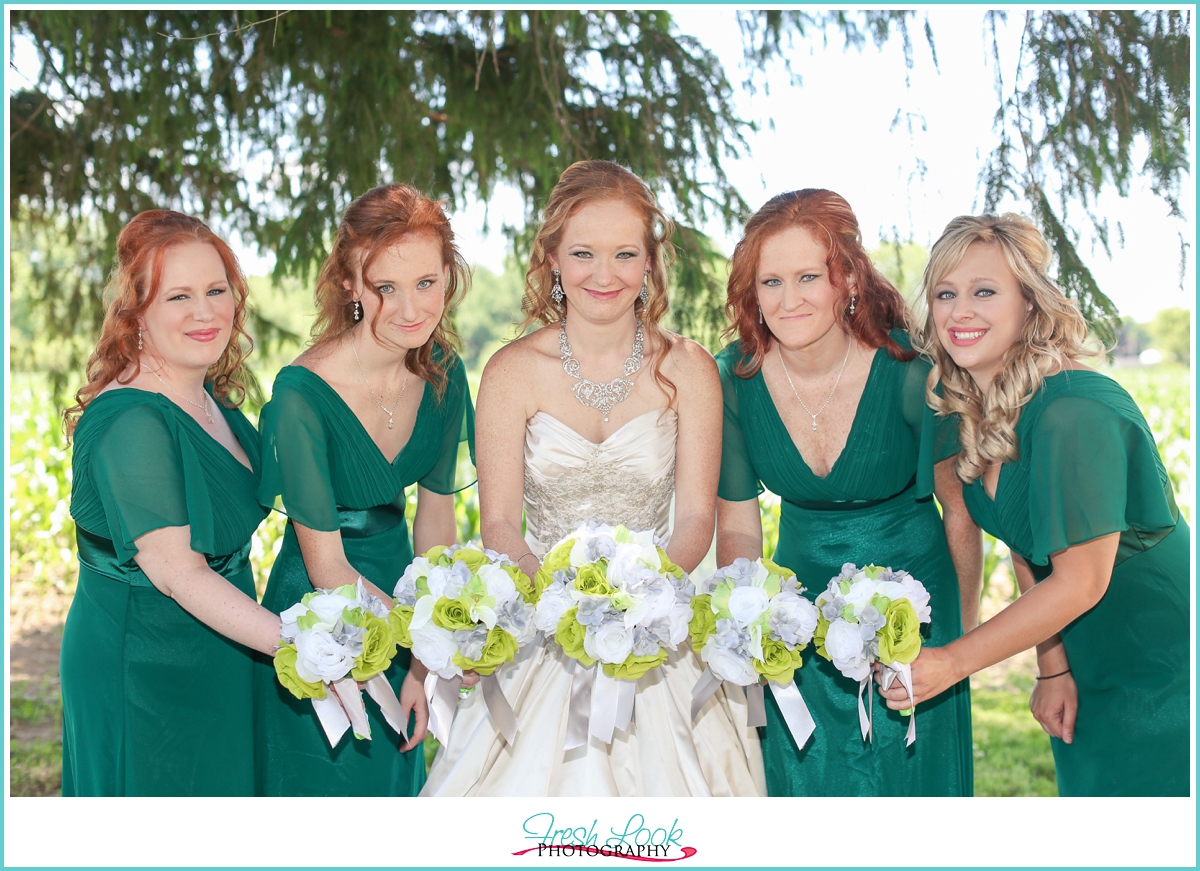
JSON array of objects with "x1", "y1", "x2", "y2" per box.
[{"x1": 559, "y1": 314, "x2": 644, "y2": 423}]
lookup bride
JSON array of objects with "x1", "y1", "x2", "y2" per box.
[{"x1": 423, "y1": 161, "x2": 765, "y2": 796}]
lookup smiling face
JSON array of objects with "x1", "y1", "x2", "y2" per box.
[
  {"x1": 548, "y1": 199, "x2": 650, "y2": 325},
  {"x1": 140, "y1": 241, "x2": 235, "y2": 373},
  {"x1": 931, "y1": 241, "x2": 1032, "y2": 391},
  {"x1": 756, "y1": 225, "x2": 846, "y2": 352},
  {"x1": 353, "y1": 231, "x2": 448, "y2": 350}
]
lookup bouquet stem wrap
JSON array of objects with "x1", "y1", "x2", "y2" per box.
[
  {"x1": 564, "y1": 661, "x2": 636, "y2": 749},
  {"x1": 878, "y1": 663, "x2": 917, "y2": 746},
  {"x1": 689, "y1": 666, "x2": 815, "y2": 750},
  {"x1": 425, "y1": 672, "x2": 519, "y2": 747}
]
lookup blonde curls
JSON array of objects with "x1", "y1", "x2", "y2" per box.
[
  {"x1": 913, "y1": 213, "x2": 1097, "y2": 483},
  {"x1": 520, "y1": 160, "x2": 677, "y2": 400}
]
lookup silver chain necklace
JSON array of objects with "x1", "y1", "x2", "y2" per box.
[
  {"x1": 351, "y1": 332, "x2": 409, "y2": 430},
  {"x1": 559, "y1": 314, "x2": 644, "y2": 422},
  {"x1": 777, "y1": 337, "x2": 853, "y2": 431},
  {"x1": 141, "y1": 364, "x2": 214, "y2": 424}
]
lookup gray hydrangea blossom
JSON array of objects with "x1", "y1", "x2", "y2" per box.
[
  {"x1": 712, "y1": 617, "x2": 754, "y2": 660},
  {"x1": 821, "y1": 594, "x2": 847, "y2": 623},
  {"x1": 496, "y1": 597, "x2": 534, "y2": 640},
  {"x1": 674, "y1": 578, "x2": 696, "y2": 604},
  {"x1": 576, "y1": 597, "x2": 612, "y2": 628},
  {"x1": 858, "y1": 604, "x2": 888, "y2": 641},
  {"x1": 631, "y1": 619, "x2": 673, "y2": 656},
  {"x1": 454, "y1": 626, "x2": 489, "y2": 661},
  {"x1": 394, "y1": 571, "x2": 418, "y2": 607}
]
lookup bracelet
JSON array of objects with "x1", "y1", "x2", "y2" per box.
[
  {"x1": 514, "y1": 552, "x2": 536, "y2": 563},
  {"x1": 1035, "y1": 668, "x2": 1071, "y2": 681}
]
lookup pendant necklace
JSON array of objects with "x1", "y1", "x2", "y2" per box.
[
  {"x1": 141, "y1": 364, "x2": 214, "y2": 424},
  {"x1": 777, "y1": 337, "x2": 853, "y2": 431},
  {"x1": 351, "y1": 332, "x2": 409, "y2": 429},
  {"x1": 559, "y1": 314, "x2": 644, "y2": 423}
]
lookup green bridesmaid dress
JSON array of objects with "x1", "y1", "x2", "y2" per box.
[
  {"x1": 717, "y1": 334, "x2": 973, "y2": 796},
  {"x1": 61, "y1": 388, "x2": 266, "y2": 796},
  {"x1": 961, "y1": 370, "x2": 1189, "y2": 797},
  {"x1": 255, "y1": 356, "x2": 474, "y2": 796}
]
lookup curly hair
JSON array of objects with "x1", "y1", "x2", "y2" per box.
[
  {"x1": 310, "y1": 183, "x2": 469, "y2": 399},
  {"x1": 520, "y1": 160, "x2": 677, "y2": 399},
  {"x1": 912, "y1": 213, "x2": 1096, "y2": 483},
  {"x1": 64, "y1": 210, "x2": 253, "y2": 438},
  {"x1": 723, "y1": 189, "x2": 913, "y2": 378}
]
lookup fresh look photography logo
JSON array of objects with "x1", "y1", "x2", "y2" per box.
[{"x1": 512, "y1": 812, "x2": 697, "y2": 861}]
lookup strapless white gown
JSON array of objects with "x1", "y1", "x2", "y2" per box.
[{"x1": 422, "y1": 409, "x2": 765, "y2": 796}]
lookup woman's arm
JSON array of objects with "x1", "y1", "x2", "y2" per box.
[
  {"x1": 1013, "y1": 553, "x2": 1077, "y2": 744},
  {"x1": 476, "y1": 345, "x2": 541, "y2": 580},
  {"x1": 879, "y1": 532, "x2": 1117, "y2": 708},
  {"x1": 412, "y1": 486, "x2": 456, "y2": 555},
  {"x1": 666, "y1": 341, "x2": 722, "y2": 573},
  {"x1": 133, "y1": 525, "x2": 281, "y2": 655},
  {"x1": 934, "y1": 458, "x2": 984, "y2": 631},
  {"x1": 716, "y1": 498, "x2": 763, "y2": 566},
  {"x1": 292, "y1": 524, "x2": 395, "y2": 607}
]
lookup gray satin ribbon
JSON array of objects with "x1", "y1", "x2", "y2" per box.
[
  {"x1": 689, "y1": 666, "x2": 724, "y2": 722},
  {"x1": 858, "y1": 676, "x2": 874, "y2": 742},
  {"x1": 746, "y1": 682, "x2": 767, "y2": 728},
  {"x1": 564, "y1": 660, "x2": 593, "y2": 751},
  {"x1": 366, "y1": 673, "x2": 409, "y2": 744},
  {"x1": 769, "y1": 680, "x2": 816, "y2": 750},
  {"x1": 425, "y1": 672, "x2": 463, "y2": 746},
  {"x1": 481, "y1": 673, "x2": 519, "y2": 745}
]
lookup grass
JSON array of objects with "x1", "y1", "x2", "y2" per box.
[
  {"x1": 9, "y1": 686, "x2": 63, "y2": 797},
  {"x1": 971, "y1": 687, "x2": 1058, "y2": 796}
]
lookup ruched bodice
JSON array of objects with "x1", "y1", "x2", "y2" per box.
[{"x1": 523, "y1": 409, "x2": 677, "y2": 553}]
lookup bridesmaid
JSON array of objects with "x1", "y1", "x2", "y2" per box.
[
  {"x1": 715, "y1": 189, "x2": 980, "y2": 796},
  {"x1": 880, "y1": 213, "x2": 1189, "y2": 796},
  {"x1": 61, "y1": 210, "x2": 282, "y2": 795},
  {"x1": 255, "y1": 183, "x2": 475, "y2": 796}
]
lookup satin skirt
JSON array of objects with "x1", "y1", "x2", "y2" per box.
[{"x1": 422, "y1": 641, "x2": 766, "y2": 796}]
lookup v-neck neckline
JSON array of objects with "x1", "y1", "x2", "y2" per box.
[
  {"x1": 759, "y1": 344, "x2": 883, "y2": 481},
  {"x1": 285, "y1": 365, "x2": 431, "y2": 466},
  {"x1": 94, "y1": 386, "x2": 257, "y2": 474}
]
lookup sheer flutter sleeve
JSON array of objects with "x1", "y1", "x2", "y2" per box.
[
  {"x1": 257, "y1": 383, "x2": 341, "y2": 532},
  {"x1": 908, "y1": 358, "x2": 962, "y2": 500},
  {"x1": 716, "y1": 346, "x2": 764, "y2": 502},
  {"x1": 419, "y1": 355, "x2": 477, "y2": 495},
  {"x1": 1027, "y1": 394, "x2": 1178, "y2": 566}
]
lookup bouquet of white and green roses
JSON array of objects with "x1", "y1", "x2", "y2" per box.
[
  {"x1": 688, "y1": 557, "x2": 819, "y2": 749},
  {"x1": 272, "y1": 580, "x2": 408, "y2": 746},
  {"x1": 532, "y1": 520, "x2": 692, "y2": 747},
  {"x1": 814, "y1": 563, "x2": 931, "y2": 744},
  {"x1": 391, "y1": 543, "x2": 537, "y2": 744}
]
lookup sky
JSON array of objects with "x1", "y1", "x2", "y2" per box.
[{"x1": 6, "y1": 9, "x2": 1193, "y2": 322}]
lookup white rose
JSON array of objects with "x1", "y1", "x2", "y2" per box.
[
  {"x1": 478, "y1": 563, "x2": 517, "y2": 606},
  {"x1": 410, "y1": 623, "x2": 462, "y2": 679},
  {"x1": 666, "y1": 602, "x2": 692, "y2": 646},
  {"x1": 823, "y1": 620, "x2": 870, "y2": 680},
  {"x1": 303, "y1": 591, "x2": 353, "y2": 632},
  {"x1": 584, "y1": 623, "x2": 635, "y2": 665},
  {"x1": 899, "y1": 576, "x2": 932, "y2": 623},
  {"x1": 768, "y1": 591, "x2": 818, "y2": 646},
  {"x1": 701, "y1": 636, "x2": 759, "y2": 686},
  {"x1": 293, "y1": 629, "x2": 358, "y2": 683},
  {"x1": 278, "y1": 602, "x2": 308, "y2": 641},
  {"x1": 534, "y1": 584, "x2": 574, "y2": 633},
  {"x1": 728, "y1": 585, "x2": 770, "y2": 627},
  {"x1": 842, "y1": 578, "x2": 880, "y2": 613}
]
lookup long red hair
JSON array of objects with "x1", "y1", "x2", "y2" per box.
[
  {"x1": 723, "y1": 189, "x2": 912, "y2": 378},
  {"x1": 64, "y1": 210, "x2": 253, "y2": 438},
  {"x1": 310, "y1": 183, "x2": 468, "y2": 399}
]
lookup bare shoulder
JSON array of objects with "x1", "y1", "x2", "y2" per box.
[
  {"x1": 659, "y1": 331, "x2": 719, "y2": 383},
  {"x1": 293, "y1": 339, "x2": 336, "y2": 374},
  {"x1": 478, "y1": 328, "x2": 558, "y2": 411}
]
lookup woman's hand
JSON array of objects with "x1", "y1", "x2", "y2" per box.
[
  {"x1": 460, "y1": 669, "x2": 481, "y2": 689},
  {"x1": 875, "y1": 645, "x2": 962, "y2": 710},
  {"x1": 1029, "y1": 670, "x2": 1078, "y2": 743},
  {"x1": 398, "y1": 669, "x2": 430, "y2": 751}
]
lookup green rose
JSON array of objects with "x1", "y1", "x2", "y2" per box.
[
  {"x1": 814, "y1": 615, "x2": 832, "y2": 662},
  {"x1": 656, "y1": 547, "x2": 684, "y2": 579},
  {"x1": 432, "y1": 595, "x2": 476, "y2": 631},
  {"x1": 878, "y1": 598, "x2": 923, "y2": 665},
  {"x1": 689, "y1": 594, "x2": 716, "y2": 653},
  {"x1": 388, "y1": 605, "x2": 414, "y2": 648},
  {"x1": 541, "y1": 540, "x2": 575, "y2": 575},
  {"x1": 755, "y1": 637, "x2": 803, "y2": 685},
  {"x1": 351, "y1": 613, "x2": 398, "y2": 681},
  {"x1": 503, "y1": 563, "x2": 538, "y2": 604},
  {"x1": 555, "y1": 608, "x2": 597, "y2": 667},
  {"x1": 273, "y1": 644, "x2": 327, "y2": 701},
  {"x1": 424, "y1": 544, "x2": 451, "y2": 565},
  {"x1": 574, "y1": 564, "x2": 614, "y2": 598},
  {"x1": 455, "y1": 625, "x2": 519, "y2": 675},
  {"x1": 604, "y1": 649, "x2": 668, "y2": 681},
  {"x1": 452, "y1": 547, "x2": 488, "y2": 573},
  {"x1": 761, "y1": 557, "x2": 794, "y2": 580}
]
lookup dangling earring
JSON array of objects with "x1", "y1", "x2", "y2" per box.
[
  {"x1": 137, "y1": 327, "x2": 143, "y2": 351},
  {"x1": 758, "y1": 306, "x2": 764, "y2": 325},
  {"x1": 848, "y1": 295, "x2": 857, "y2": 316},
  {"x1": 638, "y1": 271, "x2": 649, "y2": 307},
  {"x1": 551, "y1": 270, "x2": 564, "y2": 309},
  {"x1": 353, "y1": 300, "x2": 363, "y2": 322}
]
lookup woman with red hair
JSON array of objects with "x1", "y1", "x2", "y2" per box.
[
  {"x1": 60, "y1": 210, "x2": 283, "y2": 795},
  {"x1": 715, "y1": 189, "x2": 978, "y2": 795},
  {"x1": 254, "y1": 183, "x2": 474, "y2": 796}
]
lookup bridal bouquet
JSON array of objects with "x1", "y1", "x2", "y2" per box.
[
  {"x1": 813, "y1": 563, "x2": 931, "y2": 744},
  {"x1": 390, "y1": 544, "x2": 538, "y2": 744},
  {"x1": 272, "y1": 580, "x2": 408, "y2": 746},
  {"x1": 533, "y1": 520, "x2": 692, "y2": 746},
  {"x1": 688, "y1": 558, "x2": 819, "y2": 749}
]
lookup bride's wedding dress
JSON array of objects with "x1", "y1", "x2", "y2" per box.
[{"x1": 422, "y1": 408, "x2": 766, "y2": 796}]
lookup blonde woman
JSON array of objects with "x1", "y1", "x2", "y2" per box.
[{"x1": 881, "y1": 213, "x2": 1189, "y2": 796}]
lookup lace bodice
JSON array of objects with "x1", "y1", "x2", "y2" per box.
[{"x1": 523, "y1": 409, "x2": 677, "y2": 555}]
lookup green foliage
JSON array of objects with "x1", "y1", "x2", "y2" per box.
[
  {"x1": 9, "y1": 685, "x2": 63, "y2": 797},
  {"x1": 1145, "y1": 307, "x2": 1191, "y2": 364},
  {"x1": 454, "y1": 259, "x2": 526, "y2": 372},
  {"x1": 1108, "y1": 363, "x2": 1191, "y2": 521},
  {"x1": 870, "y1": 239, "x2": 930, "y2": 303},
  {"x1": 971, "y1": 687, "x2": 1059, "y2": 796},
  {"x1": 667, "y1": 226, "x2": 730, "y2": 354}
]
